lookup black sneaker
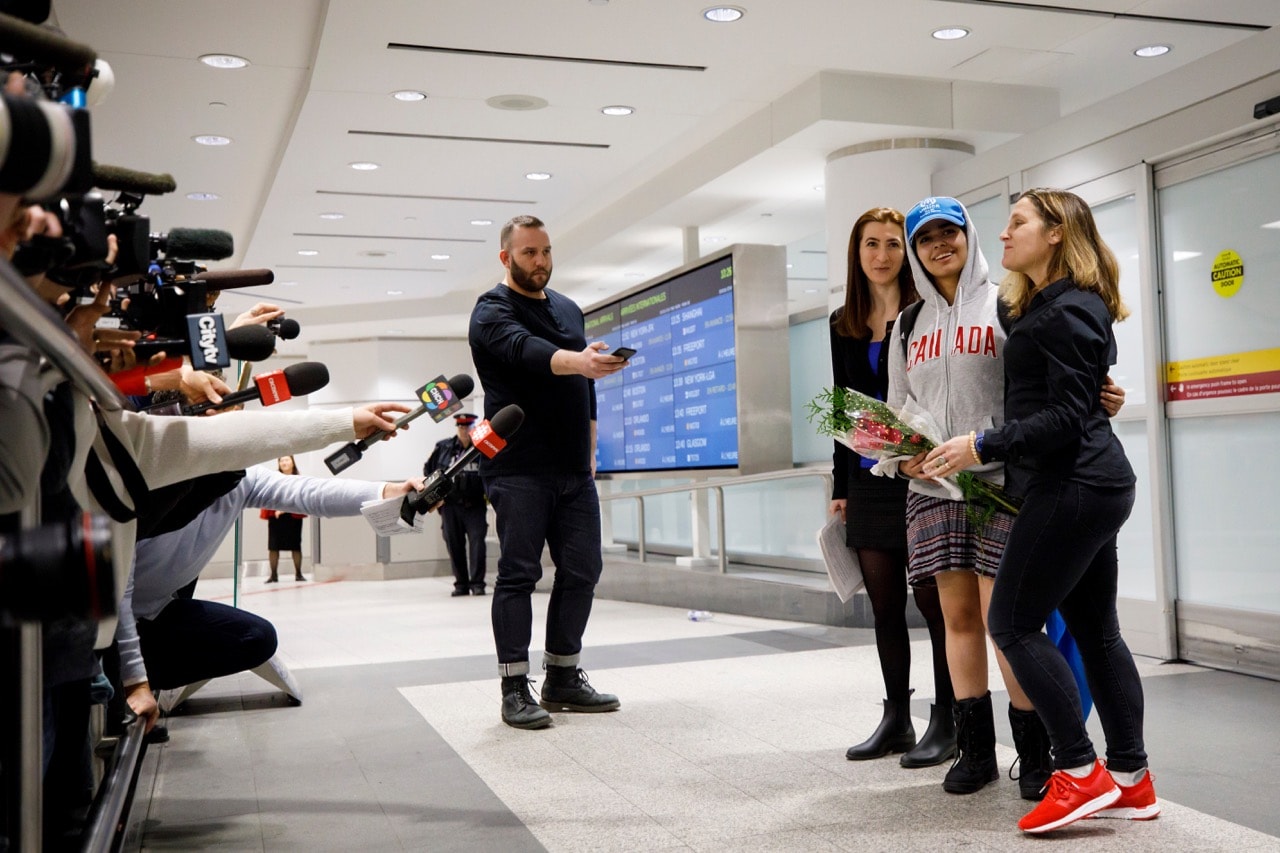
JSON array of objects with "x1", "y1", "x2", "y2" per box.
[
  {"x1": 450, "y1": 589, "x2": 469, "y2": 597},
  {"x1": 500, "y1": 676, "x2": 552, "y2": 729},
  {"x1": 540, "y1": 666, "x2": 620, "y2": 713}
]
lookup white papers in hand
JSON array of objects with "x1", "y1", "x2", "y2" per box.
[{"x1": 818, "y1": 514, "x2": 864, "y2": 602}]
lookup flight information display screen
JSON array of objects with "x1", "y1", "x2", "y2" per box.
[{"x1": 586, "y1": 256, "x2": 737, "y2": 473}]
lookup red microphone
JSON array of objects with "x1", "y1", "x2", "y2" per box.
[{"x1": 182, "y1": 361, "x2": 329, "y2": 415}]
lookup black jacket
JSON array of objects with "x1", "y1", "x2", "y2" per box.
[
  {"x1": 425, "y1": 436, "x2": 486, "y2": 508},
  {"x1": 981, "y1": 278, "x2": 1135, "y2": 497}
]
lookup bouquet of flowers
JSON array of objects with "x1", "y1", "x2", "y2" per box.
[{"x1": 806, "y1": 386, "x2": 1021, "y2": 528}]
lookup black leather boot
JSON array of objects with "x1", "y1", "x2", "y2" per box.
[
  {"x1": 942, "y1": 692, "x2": 999, "y2": 794},
  {"x1": 500, "y1": 676, "x2": 552, "y2": 729},
  {"x1": 900, "y1": 703, "x2": 957, "y2": 768},
  {"x1": 1008, "y1": 705, "x2": 1053, "y2": 800},
  {"x1": 845, "y1": 699, "x2": 916, "y2": 761},
  {"x1": 539, "y1": 665, "x2": 620, "y2": 712}
]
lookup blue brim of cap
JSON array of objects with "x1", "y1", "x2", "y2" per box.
[{"x1": 908, "y1": 212, "x2": 966, "y2": 243}]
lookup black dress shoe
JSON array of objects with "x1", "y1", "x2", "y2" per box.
[
  {"x1": 450, "y1": 589, "x2": 469, "y2": 597},
  {"x1": 471, "y1": 587, "x2": 487, "y2": 596}
]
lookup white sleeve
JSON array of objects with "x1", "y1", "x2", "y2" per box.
[
  {"x1": 113, "y1": 564, "x2": 148, "y2": 686},
  {"x1": 245, "y1": 468, "x2": 384, "y2": 517}
]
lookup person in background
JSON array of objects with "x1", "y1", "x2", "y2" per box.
[
  {"x1": 829, "y1": 207, "x2": 955, "y2": 768},
  {"x1": 425, "y1": 412, "x2": 489, "y2": 596},
  {"x1": 929, "y1": 188, "x2": 1154, "y2": 833},
  {"x1": 263, "y1": 455, "x2": 306, "y2": 583},
  {"x1": 468, "y1": 214, "x2": 626, "y2": 730}
]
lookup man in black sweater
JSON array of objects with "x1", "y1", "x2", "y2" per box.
[{"x1": 468, "y1": 215, "x2": 627, "y2": 729}]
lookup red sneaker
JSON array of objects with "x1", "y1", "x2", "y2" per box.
[
  {"x1": 1018, "y1": 760, "x2": 1121, "y2": 834},
  {"x1": 1092, "y1": 770, "x2": 1160, "y2": 820}
]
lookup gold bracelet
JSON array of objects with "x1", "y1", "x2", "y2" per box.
[{"x1": 968, "y1": 430, "x2": 981, "y2": 465}]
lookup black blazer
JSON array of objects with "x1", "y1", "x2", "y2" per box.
[{"x1": 829, "y1": 308, "x2": 895, "y2": 500}]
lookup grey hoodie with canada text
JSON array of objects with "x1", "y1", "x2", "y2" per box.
[{"x1": 886, "y1": 199, "x2": 1006, "y2": 501}]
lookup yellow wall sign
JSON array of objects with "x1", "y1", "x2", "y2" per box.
[
  {"x1": 1166, "y1": 347, "x2": 1280, "y2": 401},
  {"x1": 1211, "y1": 249, "x2": 1244, "y2": 298}
]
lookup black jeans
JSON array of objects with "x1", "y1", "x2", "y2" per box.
[
  {"x1": 137, "y1": 599, "x2": 278, "y2": 690},
  {"x1": 987, "y1": 479, "x2": 1147, "y2": 772},
  {"x1": 441, "y1": 503, "x2": 488, "y2": 591},
  {"x1": 485, "y1": 473, "x2": 602, "y2": 668}
]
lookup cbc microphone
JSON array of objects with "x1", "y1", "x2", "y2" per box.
[
  {"x1": 399, "y1": 404, "x2": 524, "y2": 525},
  {"x1": 183, "y1": 361, "x2": 329, "y2": 415},
  {"x1": 324, "y1": 373, "x2": 475, "y2": 475}
]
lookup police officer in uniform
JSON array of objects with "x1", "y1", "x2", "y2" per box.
[{"x1": 425, "y1": 413, "x2": 489, "y2": 596}]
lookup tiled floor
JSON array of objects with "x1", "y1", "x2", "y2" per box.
[{"x1": 127, "y1": 575, "x2": 1280, "y2": 852}]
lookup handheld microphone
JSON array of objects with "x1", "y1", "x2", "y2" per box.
[
  {"x1": 399, "y1": 404, "x2": 524, "y2": 524},
  {"x1": 91, "y1": 162, "x2": 177, "y2": 196},
  {"x1": 109, "y1": 357, "x2": 185, "y2": 395},
  {"x1": 267, "y1": 317, "x2": 300, "y2": 340},
  {"x1": 324, "y1": 374, "x2": 474, "y2": 474},
  {"x1": 225, "y1": 324, "x2": 277, "y2": 361},
  {"x1": 192, "y1": 268, "x2": 274, "y2": 291},
  {"x1": 183, "y1": 361, "x2": 328, "y2": 415}
]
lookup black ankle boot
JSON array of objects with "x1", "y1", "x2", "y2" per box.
[
  {"x1": 900, "y1": 703, "x2": 957, "y2": 768},
  {"x1": 539, "y1": 665, "x2": 620, "y2": 713},
  {"x1": 845, "y1": 699, "x2": 916, "y2": 761},
  {"x1": 500, "y1": 676, "x2": 552, "y2": 729},
  {"x1": 1008, "y1": 705, "x2": 1053, "y2": 800},
  {"x1": 942, "y1": 692, "x2": 999, "y2": 794}
]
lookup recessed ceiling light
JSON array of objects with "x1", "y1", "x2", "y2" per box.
[
  {"x1": 349, "y1": 161, "x2": 379, "y2": 171},
  {"x1": 192, "y1": 134, "x2": 232, "y2": 146},
  {"x1": 702, "y1": 6, "x2": 744, "y2": 23},
  {"x1": 703, "y1": 235, "x2": 728, "y2": 243},
  {"x1": 1134, "y1": 44, "x2": 1171, "y2": 58},
  {"x1": 361, "y1": 250, "x2": 392, "y2": 257},
  {"x1": 386, "y1": 290, "x2": 404, "y2": 296},
  {"x1": 391, "y1": 90, "x2": 427, "y2": 101},
  {"x1": 525, "y1": 172, "x2": 552, "y2": 181},
  {"x1": 786, "y1": 263, "x2": 793, "y2": 269},
  {"x1": 1262, "y1": 219, "x2": 1280, "y2": 229},
  {"x1": 601, "y1": 105, "x2": 634, "y2": 116},
  {"x1": 932, "y1": 26, "x2": 970, "y2": 40},
  {"x1": 385, "y1": 329, "x2": 404, "y2": 335},
  {"x1": 813, "y1": 184, "x2": 824, "y2": 191},
  {"x1": 199, "y1": 54, "x2": 250, "y2": 69},
  {"x1": 431, "y1": 253, "x2": 450, "y2": 260},
  {"x1": 279, "y1": 281, "x2": 298, "y2": 286},
  {"x1": 186, "y1": 191, "x2": 219, "y2": 201},
  {"x1": 297, "y1": 250, "x2": 319, "y2": 256},
  {"x1": 471, "y1": 219, "x2": 493, "y2": 226},
  {"x1": 804, "y1": 288, "x2": 819, "y2": 294},
  {"x1": 487, "y1": 94, "x2": 549, "y2": 112},
  {"x1": 1172, "y1": 250, "x2": 1201, "y2": 261},
  {"x1": 318, "y1": 212, "x2": 345, "y2": 220}
]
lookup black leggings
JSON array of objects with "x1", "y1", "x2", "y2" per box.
[{"x1": 858, "y1": 546, "x2": 952, "y2": 706}]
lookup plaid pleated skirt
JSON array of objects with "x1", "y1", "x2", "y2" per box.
[
  {"x1": 904, "y1": 491, "x2": 1015, "y2": 587},
  {"x1": 843, "y1": 467, "x2": 908, "y2": 550}
]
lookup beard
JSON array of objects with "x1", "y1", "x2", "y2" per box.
[{"x1": 507, "y1": 257, "x2": 552, "y2": 293}]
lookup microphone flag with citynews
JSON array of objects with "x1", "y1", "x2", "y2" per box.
[{"x1": 420, "y1": 375, "x2": 464, "y2": 423}]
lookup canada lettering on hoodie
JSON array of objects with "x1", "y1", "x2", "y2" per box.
[{"x1": 887, "y1": 198, "x2": 1008, "y2": 500}]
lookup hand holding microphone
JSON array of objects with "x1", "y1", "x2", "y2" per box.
[
  {"x1": 399, "y1": 404, "x2": 524, "y2": 524},
  {"x1": 182, "y1": 361, "x2": 329, "y2": 415},
  {"x1": 325, "y1": 374, "x2": 474, "y2": 474}
]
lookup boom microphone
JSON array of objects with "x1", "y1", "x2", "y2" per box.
[
  {"x1": 91, "y1": 162, "x2": 177, "y2": 196},
  {"x1": 324, "y1": 373, "x2": 474, "y2": 474},
  {"x1": 156, "y1": 228, "x2": 233, "y2": 261},
  {"x1": 193, "y1": 268, "x2": 274, "y2": 290},
  {"x1": 0, "y1": 12, "x2": 97, "y2": 76},
  {"x1": 399, "y1": 404, "x2": 524, "y2": 524},
  {"x1": 182, "y1": 361, "x2": 328, "y2": 415}
]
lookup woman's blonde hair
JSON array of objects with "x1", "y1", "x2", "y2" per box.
[{"x1": 1000, "y1": 188, "x2": 1129, "y2": 322}]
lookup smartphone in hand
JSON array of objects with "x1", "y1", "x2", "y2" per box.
[{"x1": 612, "y1": 346, "x2": 636, "y2": 361}]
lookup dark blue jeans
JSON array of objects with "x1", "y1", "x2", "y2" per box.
[
  {"x1": 987, "y1": 479, "x2": 1147, "y2": 772},
  {"x1": 484, "y1": 473, "x2": 603, "y2": 668},
  {"x1": 137, "y1": 599, "x2": 278, "y2": 690}
]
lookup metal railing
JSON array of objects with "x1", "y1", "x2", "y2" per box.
[
  {"x1": 598, "y1": 467, "x2": 832, "y2": 574},
  {"x1": 82, "y1": 715, "x2": 147, "y2": 853}
]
